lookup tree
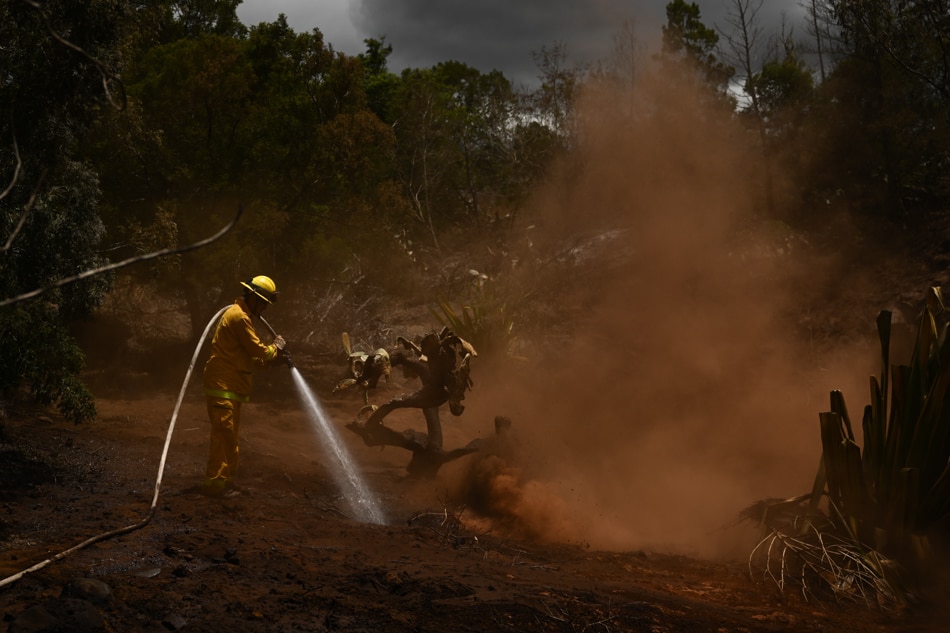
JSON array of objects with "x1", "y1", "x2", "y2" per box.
[
  {"x1": 719, "y1": 0, "x2": 766, "y2": 115},
  {"x1": 115, "y1": 32, "x2": 264, "y2": 333},
  {"x1": 529, "y1": 42, "x2": 582, "y2": 147},
  {"x1": 803, "y1": 0, "x2": 950, "y2": 221},
  {"x1": 240, "y1": 21, "x2": 401, "y2": 303},
  {"x1": 590, "y1": 19, "x2": 647, "y2": 121},
  {"x1": 660, "y1": 0, "x2": 736, "y2": 98},
  {"x1": 95, "y1": 13, "x2": 402, "y2": 335},
  {"x1": 718, "y1": 0, "x2": 776, "y2": 214},
  {"x1": 833, "y1": 0, "x2": 950, "y2": 102},
  {"x1": 359, "y1": 37, "x2": 400, "y2": 122},
  {"x1": 747, "y1": 43, "x2": 815, "y2": 221},
  {"x1": 132, "y1": 0, "x2": 247, "y2": 46},
  {"x1": 382, "y1": 60, "x2": 533, "y2": 252},
  {"x1": 387, "y1": 67, "x2": 456, "y2": 250},
  {"x1": 430, "y1": 62, "x2": 521, "y2": 227},
  {"x1": 1, "y1": 0, "x2": 128, "y2": 422},
  {"x1": 801, "y1": 0, "x2": 837, "y2": 83},
  {"x1": 747, "y1": 46, "x2": 815, "y2": 117}
]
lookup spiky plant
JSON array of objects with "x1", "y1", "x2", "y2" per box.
[
  {"x1": 430, "y1": 271, "x2": 516, "y2": 358},
  {"x1": 748, "y1": 286, "x2": 950, "y2": 608}
]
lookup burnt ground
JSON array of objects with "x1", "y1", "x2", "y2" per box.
[
  {"x1": 0, "y1": 355, "x2": 947, "y2": 633},
  {"x1": 4, "y1": 217, "x2": 950, "y2": 633}
]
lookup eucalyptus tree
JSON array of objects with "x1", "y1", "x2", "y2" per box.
[{"x1": 0, "y1": 0, "x2": 129, "y2": 422}]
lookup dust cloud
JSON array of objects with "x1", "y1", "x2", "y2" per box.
[{"x1": 448, "y1": 72, "x2": 881, "y2": 559}]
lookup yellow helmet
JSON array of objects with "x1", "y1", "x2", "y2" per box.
[{"x1": 240, "y1": 275, "x2": 279, "y2": 303}]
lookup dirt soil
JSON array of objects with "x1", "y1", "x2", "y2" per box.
[{"x1": 0, "y1": 348, "x2": 946, "y2": 633}]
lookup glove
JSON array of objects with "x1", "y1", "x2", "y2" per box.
[{"x1": 273, "y1": 335, "x2": 286, "y2": 350}]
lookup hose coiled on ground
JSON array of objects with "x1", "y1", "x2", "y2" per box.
[{"x1": 0, "y1": 305, "x2": 230, "y2": 589}]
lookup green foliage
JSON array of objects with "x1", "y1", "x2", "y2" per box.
[
  {"x1": 0, "y1": 303, "x2": 96, "y2": 424},
  {"x1": 746, "y1": 50, "x2": 814, "y2": 116},
  {"x1": 243, "y1": 17, "x2": 375, "y2": 203},
  {"x1": 529, "y1": 42, "x2": 581, "y2": 146},
  {"x1": 128, "y1": 34, "x2": 255, "y2": 192},
  {"x1": 359, "y1": 37, "x2": 400, "y2": 122},
  {"x1": 384, "y1": 61, "x2": 541, "y2": 249},
  {"x1": 430, "y1": 273, "x2": 516, "y2": 359},
  {"x1": 1, "y1": 0, "x2": 124, "y2": 422},
  {"x1": 160, "y1": 0, "x2": 245, "y2": 41},
  {"x1": 660, "y1": 0, "x2": 735, "y2": 93}
]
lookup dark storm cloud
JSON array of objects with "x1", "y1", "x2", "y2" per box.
[
  {"x1": 354, "y1": 0, "x2": 808, "y2": 87},
  {"x1": 354, "y1": 0, "x2": 656, "y2": 86}
]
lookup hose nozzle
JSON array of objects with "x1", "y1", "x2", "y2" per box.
[{"x1": 258, "y1": 315, "x2": 293, "y2": 368}]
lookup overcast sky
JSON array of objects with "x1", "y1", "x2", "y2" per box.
[{"x1": 237, "y1": 0, "x2": 810, "y2": 87}]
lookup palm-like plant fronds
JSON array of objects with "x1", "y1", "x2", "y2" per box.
[{"x1": 748, "y1": 286, "x2": 950, "y2": 608}]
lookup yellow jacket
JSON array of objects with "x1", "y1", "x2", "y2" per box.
[{"x1": 202, "y1": 298, "x2": 279, "y2": 401}]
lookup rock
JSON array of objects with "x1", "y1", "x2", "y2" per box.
[
  {"x1": 62, "y1": 578, "x2": 113, "y2": 605},
  {"x1": 10, "y1": 598, "x2": 104, "y2": 633},
  {"x1": 162, "y1": 612, "x2": 187, "y2": 630},
  {"x1": 8, "y1": 604, "x2": 58, "y2": 633}
]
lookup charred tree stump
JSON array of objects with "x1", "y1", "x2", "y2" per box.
[
  {"x1": 345, "y1": 411, "x2": 481, "y2": 478},
  {"x1": 339, "y1": 328, "x2": 480, "y2": 478}
]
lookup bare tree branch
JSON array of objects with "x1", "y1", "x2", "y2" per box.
[
  {"x1": 3, "y1": 0, "x2": 131, "y2": 253},
  {"x1": 20, "y1": 0, "x2": 127, "y2": 111},
  {"x1": 0, "y1": 205, "x2": 244, "y2": 308},
  {"x1": 0, "y1": 114, "x2": 22, "y2": 202},
  {"x1": 718, "y1": 0, "x2": 765, "y2": 112},
  {"x1": 0, "y1": 112, "x2": 35, "y2": 253},
  {"x1": 1, "y1": 169, "x2": 46, "y2": 254}
]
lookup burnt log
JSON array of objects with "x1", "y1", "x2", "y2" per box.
[
  {"x1": 340, "y1": 329, "x2": 480, "y2": 478},
  {"x1": 345, "y1": 416, "x2": 482, "y2": 478}
]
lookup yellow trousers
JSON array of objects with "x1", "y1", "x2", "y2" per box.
[{"x1": 204, "y1": 397, "x2": 242, "y2": 491}]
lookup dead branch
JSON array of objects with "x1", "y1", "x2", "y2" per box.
[
  {"x1": 0, "y1": 116, "x2": 22, "y2": 204},
  {"x1": 749, "y1": 523, "x2": 903, "y2": 609},
  {"x1": 20, "y1": 0, "x2": 127, "y2": 110},
  {"x1": 3, "y1": 0, "x2": 129, "y2": 251},
  {"x1": 1, "y1": 170, "x2": 44, "y2": 253}
]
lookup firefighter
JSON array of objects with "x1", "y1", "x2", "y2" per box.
[{"x1": 200, "y1": 275, "x2": 288, "y2": 498}]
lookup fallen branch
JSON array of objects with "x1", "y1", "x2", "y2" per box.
[{"x1": 749, "y1": 522, "x2": 904, "y2": 609}]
